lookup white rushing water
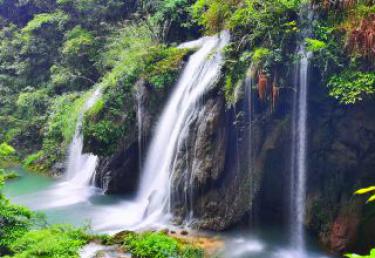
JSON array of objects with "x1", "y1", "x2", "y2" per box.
[
  {"x1": 289, "y1": 4, "x2": 313, "y2": 255},
  {"x1": 65, "y1": 87, "x2": 101, "y2": 186},
  {"x1": 292, "y1": 48, "x2": 310, "y2": 254},
  {"x1": 17, "y1": 88, "x2": 103, "y2": 210},
  {"x1": 132, "y1": 31, "x2": 230, "y2": 227}
]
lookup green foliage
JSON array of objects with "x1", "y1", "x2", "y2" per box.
[
  {"x1": 124, "y1": 232, "x2": 203, "y2": 258},
  {"x1": 0, "y1": 170, "x2": 89, "y2": 257},
  {"x1": 0, "y1": 169, "x2": 19, "y2": 180},
  {"x1": 22, "y1": 11, "x2": 69, "y2": 35},
  {"x1": 86, "y1": 98, "x2": 104, "y2": 118},
  {"x1": 345, "y1": 249, "x2": 375, "y2": 258},
  {"x1": 192, "y1": 0, "x2": 236, "y2": 34},
  {"x1": 83, "y1": 119, "x2": 123, "y2": 155},
  {"x1": 144, "y1": 47, "x2": 190, "y2": 89},
  {"x1": 327, "y1": 71, "x2": 375, "y2": 104},
  {"x1": 46, "y1": 93, "x2": 87, "y2": 146},
  {"x1": 0, "y1": 143, "x2": 15, "y2": 157},
  {"x1": 16, "y1": 89, "x2": 50, "y2": 119},
  {"x1": 251, "y1": 47, "x2": 272, "y2": 67},
  {"x1": 33, "y1": 91, "x2": 90, "y2": 168},
  {"x1": 200, "y1": 0, "x2": 301, "y2": 103},
  {"x1": 83, "y1": 23, "x2": 189, "y2": 156},
  {"x1": 5, "y1": 225, "x2": 89, "y2": 258},
  {"x1": 144, "y1": 0, "x2": 195, "y2": 41},
  {"x1": 57, "y1": 0, "x2": 127, "y2": 23},
  {"x1": 305, "y1": 38, "x2": 327, "y2": 52},
  {"x1": 0, "y1": 177, "x2": 34, "y2": 254},
  {"x1": 23, "y1": 151, "x2": 43, "y2": 168},
  {"x1": 62, "y1": 26, "x2": 94, "y2": 56}
]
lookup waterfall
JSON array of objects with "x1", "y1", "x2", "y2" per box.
[
  {"x1": 134, "y1": 31, "x2": 230, "y2": 226},
  {"x1": 136, "y1": 88, "x2": 144, "y2": 173},
  {"x1": 245, "y1": 66, "x2": 255, "y2": 223},
  {"x1": 290, "y1": 5, "x2": 313, "y2": 254},
  {"x1": 65, "y1": 87, "x2": 101, "y2": 186},
  {"x1": 291, "y1": 49, "x2": 310, "y2": 252}
]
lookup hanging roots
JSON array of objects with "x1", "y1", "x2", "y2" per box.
[
  {"x1": 272, "y1": 81, "x2": 280, "y2": 112},
  {"x1": 346, "y1": 14, "x2": 375, "y2": 62},
  {"x1": 258, "y1": 72, "x2": 267, "y2": 101}
]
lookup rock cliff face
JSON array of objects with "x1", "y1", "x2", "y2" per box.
[
  {"x1": 169, "y1": 79, "x2": 292, "y2": 230},
  {"x1": 171, "y1": 72, "x2": 375, "y2": 253},
  {"x1": 92, "y1": 68, "x2": 375, "y2": 253},
  {"x1": 306, "y1": 93, "x2": 375, "y2": 254}
]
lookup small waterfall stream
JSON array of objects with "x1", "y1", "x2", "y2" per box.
[
  {"x1": 65, "y1": 87, "x2": 101, "y2": 186},
  {"x1": 291, "y1": 49, "x2": 310, "y2": 253},
  {"x1": 133, "y1": 31, "x2": 230, "y2": 227},
  {"x1": 290, "y1": 4, "x2": 313, "y2": 255}
]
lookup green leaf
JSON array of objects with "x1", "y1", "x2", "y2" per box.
[
  {"x1": 354, "y1": 186, "x2": 375, "y2": 195},
  {"x1": 367, "y1": 194, "x2": 375, "y2": 203}
]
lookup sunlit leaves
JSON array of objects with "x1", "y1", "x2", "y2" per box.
[
  {"x1": 327, "y1": 71, "x2": 375, "y2": 104},
  {"x1": 305, "y1": 38, "x2": 327, "y2": 52},
  {"x1": 62, "y1": 26, "x2": 94, "y2": 56},
  {"x1": 22, "y1": 11, "x2": 69, "y2": 35},
  {"x1": 0, "y1": 142, "x2": 15, "y2": 157}
]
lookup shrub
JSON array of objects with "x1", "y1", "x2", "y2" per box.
[
  {"x1": 5, "y1": 225, "x2": 90, "y2": 258},
  {"x1": 0, "y1": 169, "x2": 19, "y2": 180},
  {"x1": 0, "y1": 143, "x2": 15, "y2": 157},
  {"x1": 124, "y1": 232, "x2": 203, "y2": 258},
  {"x1": 144, "y1": 47, "x2": 190, "y2": 89},
  {"x1": 0, "y1": 177, "x2": 34, "y2": 254},
  {"x1": 23, "y1": 151, "x2": 43, "y2": 167}
]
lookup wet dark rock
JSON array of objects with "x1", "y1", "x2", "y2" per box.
[
  {"x1": 51, "y1": 162, "x2": 65, "y2": 177},
  {"x1": 306, "y1": 99, "x2": 375, "y2": 254},
  {"x1": 95, "y1": 142, "x2": 139, "y2": 194}
]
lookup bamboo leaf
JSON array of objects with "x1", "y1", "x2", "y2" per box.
[
  {"x1": 354, "y1": 186, "x2": 375, "y2": 195},
  {"x1": 367, "y1": 194, "x2": 375, "y2": 203}
]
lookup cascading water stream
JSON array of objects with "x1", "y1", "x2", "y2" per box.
[
  {"x1": 32, "y1": 87, "x2": 102, "y2": 209},
  {"x1": 133, "y1": 31, "x2": 230, "y2": 227},
  {"x1": 65, "y1": 87, "x2": 102, "y2": 186},
  {"x1": 292, "y1": 49, "x2": 310, "y2": 252},
  {"x1": 290, "y1": 5, "x2": 313, "y2": 255}
]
